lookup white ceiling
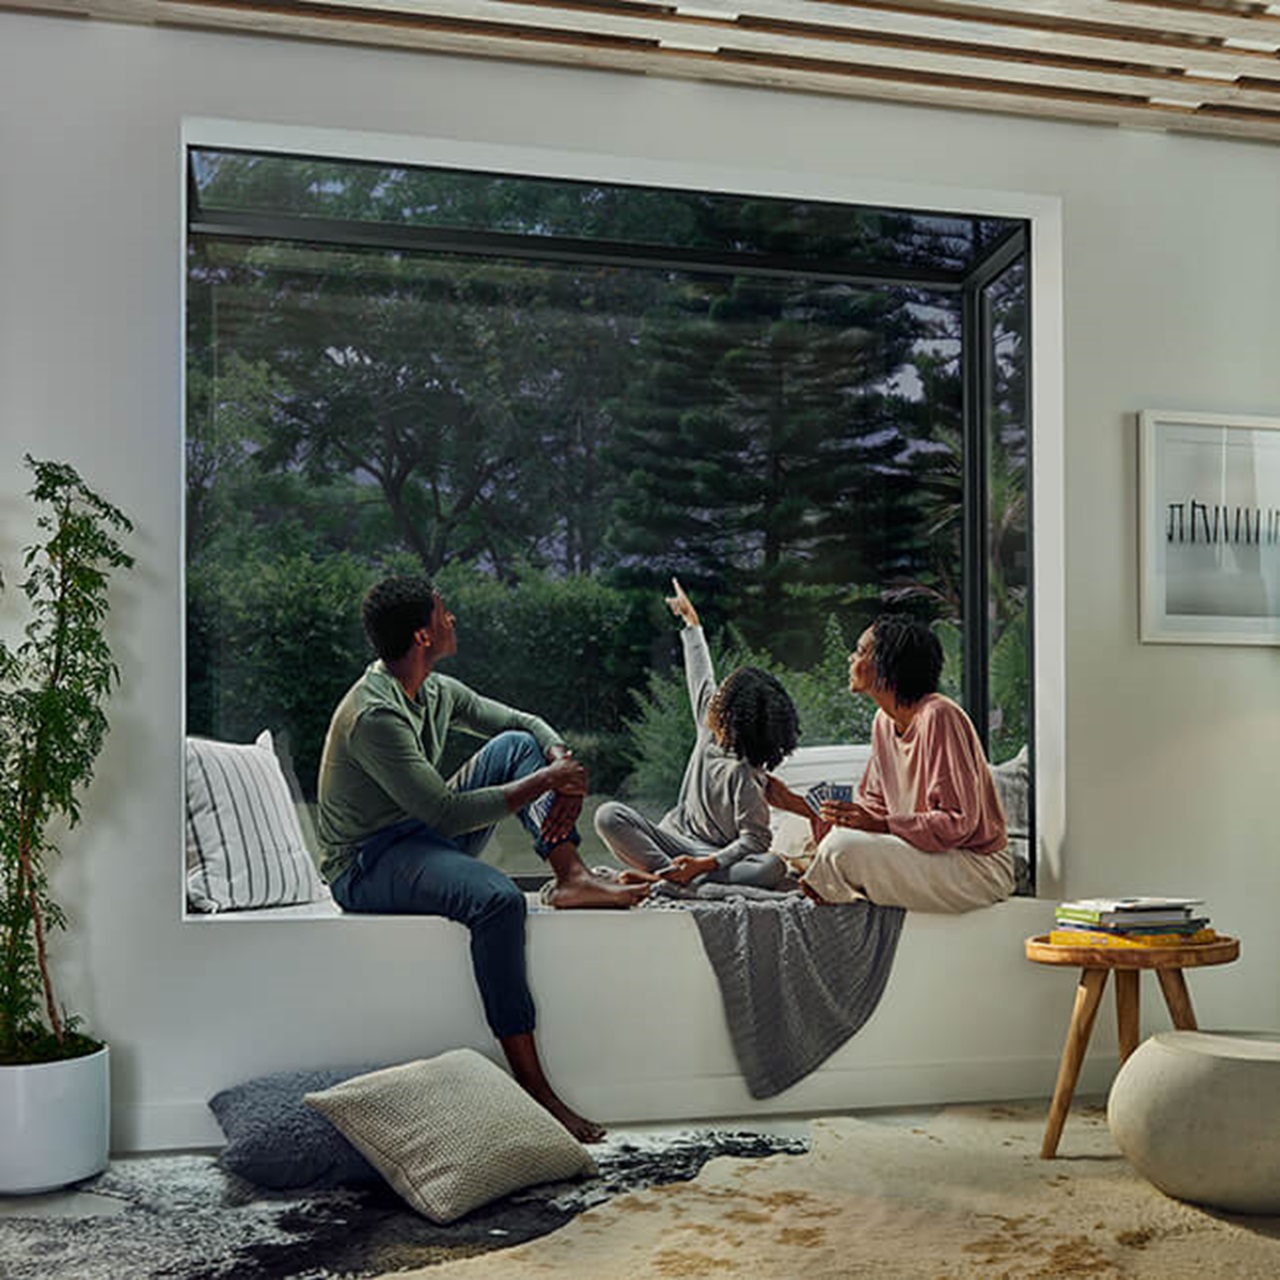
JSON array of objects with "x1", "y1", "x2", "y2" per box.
[{"x1": 14, "y1": 0, "x2": 1280, "y2": 146}]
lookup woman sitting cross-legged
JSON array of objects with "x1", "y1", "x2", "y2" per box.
[
  {"x1": 768, "y1": 613, "x2": 1013, "y2": 913},
  {"x1": 594, "y1": 579, "x2": 799, "y2": 891}
]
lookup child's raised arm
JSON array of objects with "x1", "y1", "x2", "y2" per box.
[{"x1": 665, "y1": 577, "x2": 700, "y2": 629}]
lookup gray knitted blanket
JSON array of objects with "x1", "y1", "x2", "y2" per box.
[{"x1": 652, "y1": 884, "x2": 905, "y2": 1098}]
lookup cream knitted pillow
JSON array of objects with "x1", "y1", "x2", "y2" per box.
[{"x1": 303, "y1": 1050, "x2": 596, "y2": 1222}]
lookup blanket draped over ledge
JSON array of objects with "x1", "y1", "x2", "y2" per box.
[{"x1": 651, "y1": 885, "x2": 906, "y2": 1098}]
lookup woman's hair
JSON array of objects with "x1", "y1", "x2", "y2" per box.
[
  {"x1": 707, "y1": 666, "x2": 800, "y2": 770},
  {"x1": 362, "y1": 575, "x2": 438, "y2": 661},
  {"x1": 870, "y1": 614, "x2": 944, "y2": 705}
]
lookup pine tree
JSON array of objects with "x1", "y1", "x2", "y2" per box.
[{"x1": 606, "y1": 271, "x2": 932, "y2": 665}]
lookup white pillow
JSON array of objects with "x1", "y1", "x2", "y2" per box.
[
  {"x1": 185, "y1": 731, "x2": 328, "y2": 912},
  {"x1": 991, "y1": 744, "x2": 1030, "y2": 839},
  {"x1": 304, "y1": 1049, "x2": 597, "y2": 1223},
  {"x1": 769, "y1": 808, "x2": 814, "y2": 862}
]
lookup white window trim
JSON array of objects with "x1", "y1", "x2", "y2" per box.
[{"x1": 180, "y1": 116, "x2": 1066, "y2": 902}]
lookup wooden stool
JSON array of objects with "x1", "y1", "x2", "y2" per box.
[{"x1": 1024, "y1": 933, "x2": 1240, "y2": 1158}]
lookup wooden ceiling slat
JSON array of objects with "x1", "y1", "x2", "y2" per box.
[
  {"x1": 415, "y1": 0, "x2": 1280, "y2": 90},
  {"x1": 150, "y1": 0, "x2": 1280, "y2": 106},
  {"x1": 725, "y1": 1, "x2": 1280, "y2": 81},
  {"x1": 847, "y1": 0, "x2": 1280, "y2": 46},
  {"x1": 9, "y1": 0, "x2": 1280, "y2": 143}
]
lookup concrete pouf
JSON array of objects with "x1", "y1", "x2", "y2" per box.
[{"x1": 1108, "y1": 1030, "x2": 1280, "y2": 1214}]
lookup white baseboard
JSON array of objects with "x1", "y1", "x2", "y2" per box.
[
  {"x1": 116, "y1": 1099, "x2": 226, "y2": 1153},
  {"x1": 113, "y1": 1050, "x2": 1118, "y2": 1155}
]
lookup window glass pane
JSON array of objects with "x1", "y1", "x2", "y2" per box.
[
  {"x1": 984, "y1": 259, "x2": 1030, "y2": 768},
  {"x1": 186, "y1": 148, "x2": 1027, "y2": 883}
]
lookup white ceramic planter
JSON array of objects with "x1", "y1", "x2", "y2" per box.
[{"x1": 0, "y1": 1044, "x2": 110, "y2": 1194}]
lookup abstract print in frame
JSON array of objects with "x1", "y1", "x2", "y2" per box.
[{"x1": 1140, "y1": 409, "x2": 1280, "y2": 645}]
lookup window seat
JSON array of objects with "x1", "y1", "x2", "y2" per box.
[
  {"x1": 156, "y1": 744, "x2": 1065, "y2": 1155},
  {"x1": 156, "y1": 890, "x2": 1082, "y2": 1155}
]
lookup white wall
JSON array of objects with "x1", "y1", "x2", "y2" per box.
[{"x1": 2, "y1": 11, "x2": 1278, "y2": 1151}]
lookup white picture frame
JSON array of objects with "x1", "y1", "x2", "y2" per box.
[{"x1": 1139, "y1": 409, "x2": 1280, "y2": 645}]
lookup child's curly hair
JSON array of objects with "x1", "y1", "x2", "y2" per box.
[{"x1": 707, "y1": 666, "x2": 800, "y2": 771}]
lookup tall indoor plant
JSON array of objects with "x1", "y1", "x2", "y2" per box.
[{"x1": 0, "y1": 456, "x2": 133, "y2": 1192}]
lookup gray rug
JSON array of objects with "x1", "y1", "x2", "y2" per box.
[{"x1": 0, "y1": 1128, "x2": 807, "y2": 1279}]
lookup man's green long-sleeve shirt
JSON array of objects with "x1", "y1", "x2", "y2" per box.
[{"x1": 316, "y1": 661, "x2": 562, "y2": 883}]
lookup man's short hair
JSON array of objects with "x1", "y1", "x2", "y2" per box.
[
  {"x1": 362, "y1": 575, "x2": 437, "y2": 661},
  {"x1": 871, "y1": 614, "x2": 944, "y2": 706}
]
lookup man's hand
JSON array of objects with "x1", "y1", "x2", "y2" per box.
[
  {"x1": 506, "y1": 748, "x2": 588, "y2": 839},
  {"x1": 543, "y1": 753, "x2": 588, "y2": 796},
  {"x1": 818, "y1": 799, "x2": 889, "y2": 834},
  {"x1": 539, "y1": 791, "x2": 584, "y2": 845},
  {"x1": 535, "y1": 747, "x2": 588, "y2": 844},
  {"x1": 665, "y1": 577, "x2": 700, "y2": 629}
]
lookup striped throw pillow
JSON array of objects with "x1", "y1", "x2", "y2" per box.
[{"x1": 186, "y1": 731, "x2": 328, "y2": 912}]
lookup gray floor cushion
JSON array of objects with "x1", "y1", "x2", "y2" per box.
[{"x1": 209, "y1": 1065, "x2": 386, "y2": 1189}]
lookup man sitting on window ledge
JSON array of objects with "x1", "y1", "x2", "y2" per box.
[{"x1": 316, "y1": 574, "x2": 646, "y2": 1141}]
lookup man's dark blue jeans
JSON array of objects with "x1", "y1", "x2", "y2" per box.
[{"x1": 328, "y1": 731, "x2": 575, "y2": 1039}]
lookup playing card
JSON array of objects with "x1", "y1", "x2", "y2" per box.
[{"x1": 804, "y1": 781, "x2": 842, "y2": 813}]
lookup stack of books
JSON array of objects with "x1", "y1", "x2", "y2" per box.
[{"x1": 1050, "y1": 896, "x2": 1216, "y2": 947}]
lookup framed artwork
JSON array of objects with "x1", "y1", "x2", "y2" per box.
[{"x1": 1139, "y1": 409, "x2": 1280, "y2": 645}]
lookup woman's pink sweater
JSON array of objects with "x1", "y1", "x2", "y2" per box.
[{"x1": 856, "y1": 693, "x2": 1008, "y2": 855}]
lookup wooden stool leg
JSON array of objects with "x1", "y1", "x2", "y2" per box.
[
  {"x1": 1041, "y1": 968, "x2": 1108, "y2": 1159},
  {"x1": 1156, "y1": 968, "x2": 1198, "y2": 1030},
  {"x1": 1115, "y1": 969, "x2": 1140, "y2": 1063}
]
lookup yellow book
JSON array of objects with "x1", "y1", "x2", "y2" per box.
[{"x1": 1048, "y1": 928, "x2": 1218, "y2": 948}]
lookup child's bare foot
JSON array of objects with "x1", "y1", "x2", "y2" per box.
[{"x1": 618, "y1": 868, "x2": 661, "y2": 885}]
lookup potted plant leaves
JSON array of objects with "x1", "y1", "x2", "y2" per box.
[{"x1": 0, "y1": 456, "x2": 133, "y2": 1193}]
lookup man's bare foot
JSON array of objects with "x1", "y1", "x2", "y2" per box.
[
  {"x1": 544, "y1": 843, "x2": 650, "y2": 908},
  {"x1": 546, "y1": 873, "x2": 649, "y2": 909},
  {"x1": 500, "y1": 1031, "x2": 605, "y2": 1144},
  {"x1": 540, "y1": 1094, "x2": 606, "y2": 1144}
]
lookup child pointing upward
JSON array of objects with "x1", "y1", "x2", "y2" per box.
[{"x1": 594, "y1": 579, "x2": 799, "y2": 890}]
